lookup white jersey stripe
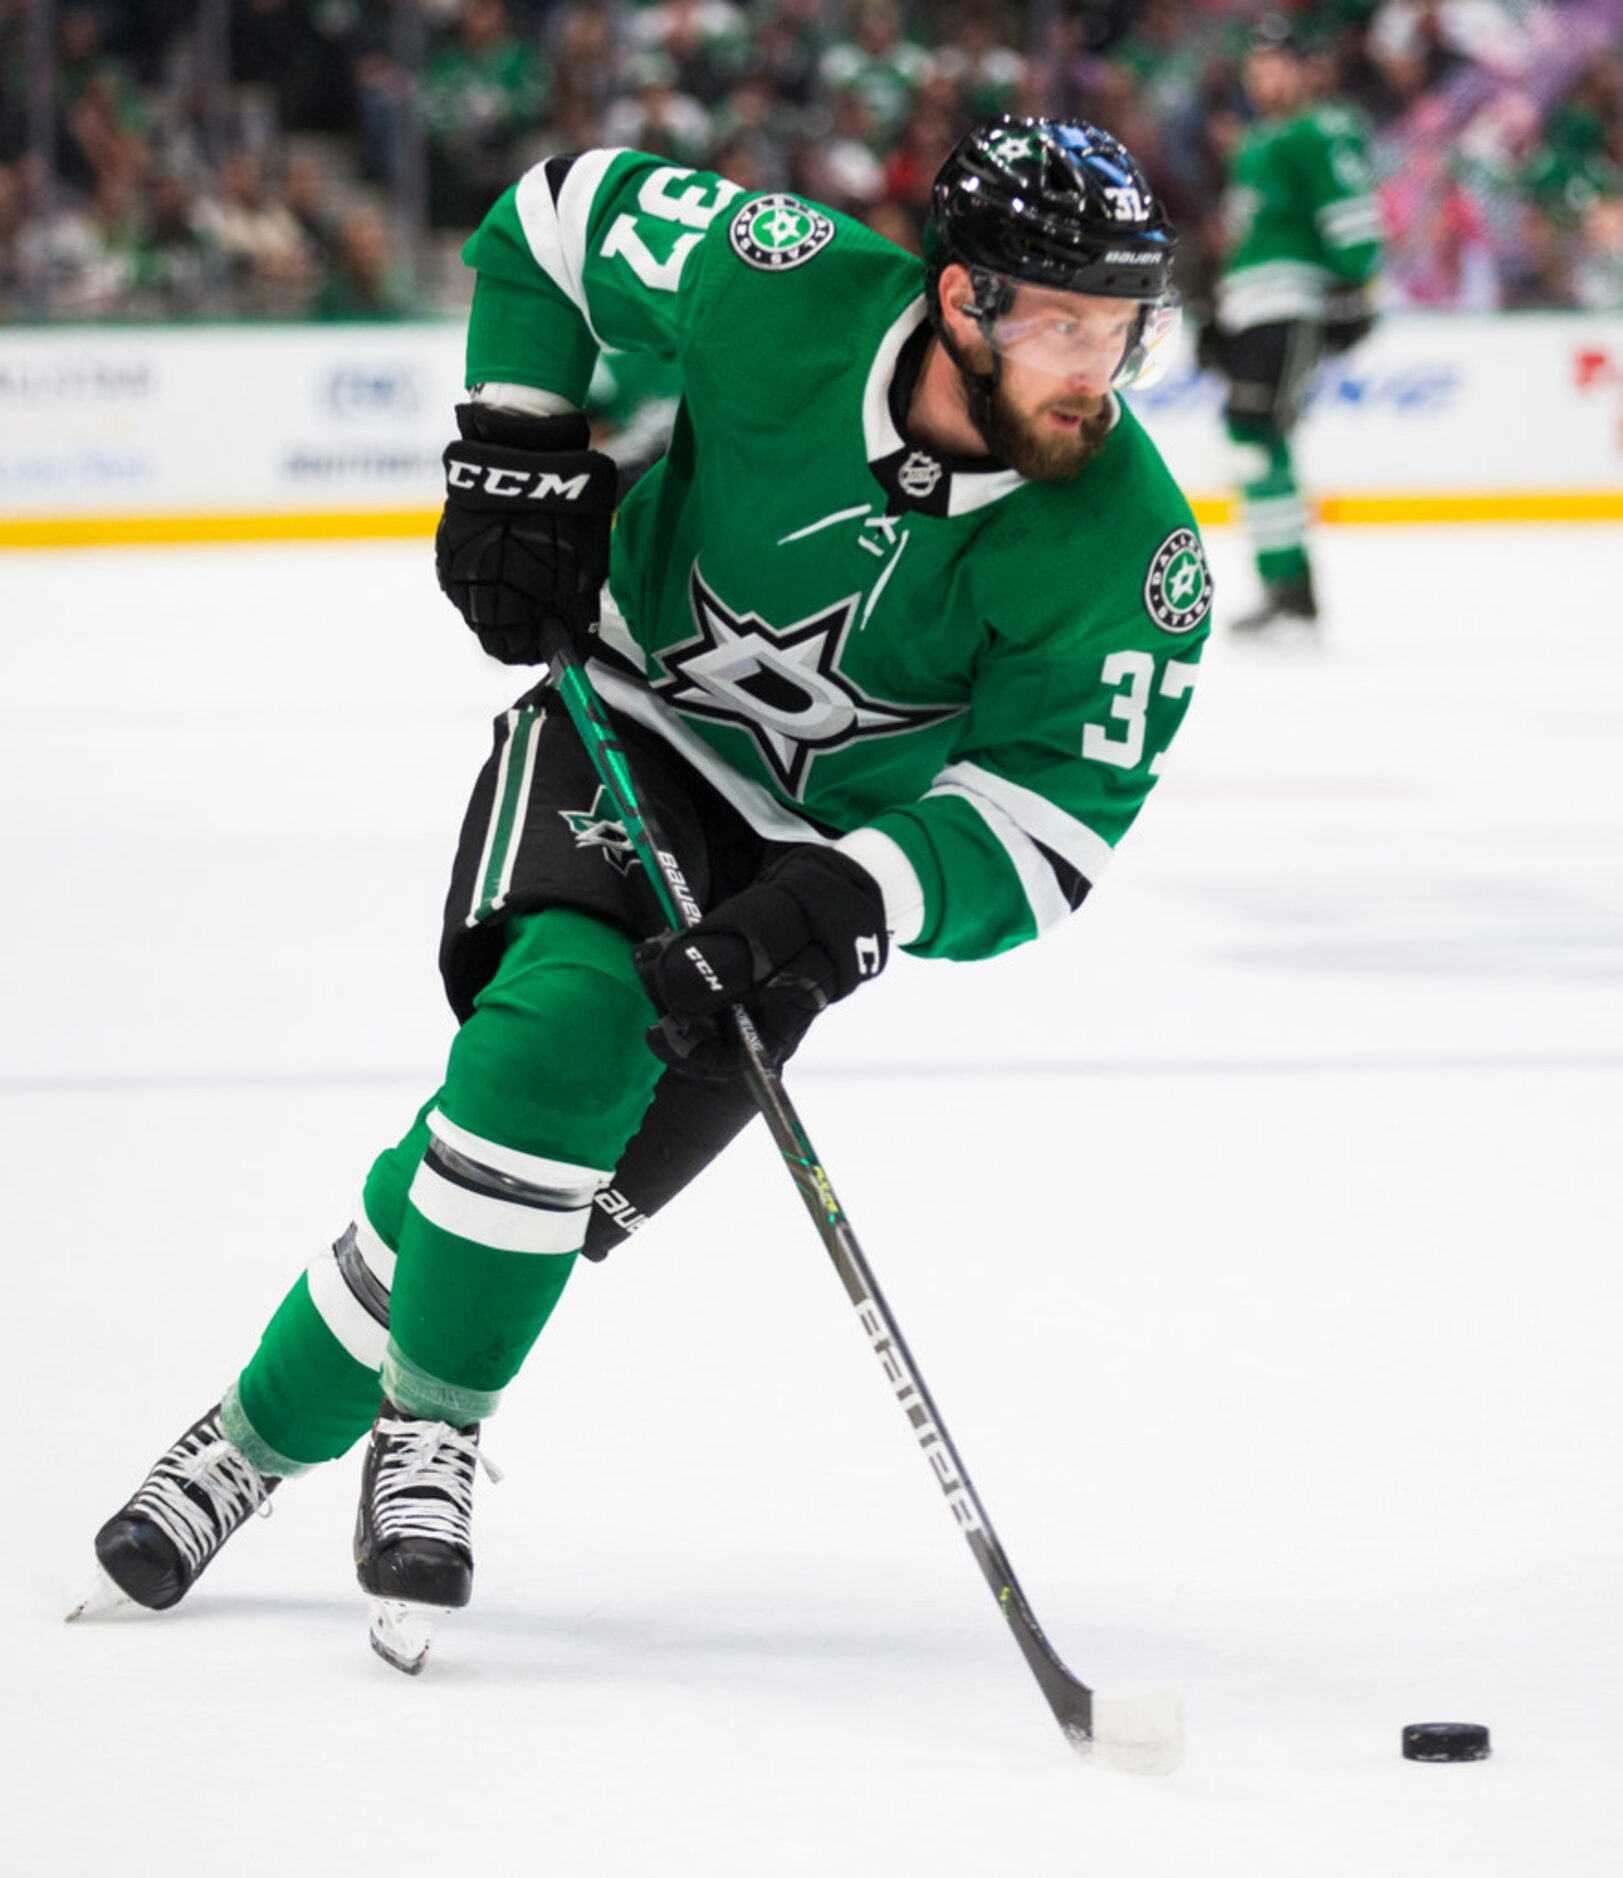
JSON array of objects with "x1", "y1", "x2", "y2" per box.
[
  {"x1": 595, "y1": 588, "x2": 646, "y2": 669},
  {"x1": 427, "y1": 1109, "x2": 613, "y2": 1199},
  {"x1": 466, "y1": 709, "x2": 520, "y2": 928},
  {"x1": 491, "y1": 706, "x2": 543, "y2": 915},
  {"x1": 305, "y1": 1245, "x2": 389, "y2": 1368},
  {"x1": 408, "y1": 1160, "x2": 592, "y2": 1257},
  {"x1": 587, "y1": 661, "x2": 837, "y2": 847},
  {"x1": 931, "y1": 760, "x2": 1114, "y2": 887},
  {"x1": 513, "y1": 147, "x2": 627, "y2": 348},
  {"x1": 925, "y1": 781, "x2": 1073, "y2": 935}
]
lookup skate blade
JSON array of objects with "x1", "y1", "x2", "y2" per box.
[
  {"x1": 1230, "y1": 617, "x2": 1322, "y2": 652},
  {"x1": 65, "y1": 1563, "x2": 137, "y2": 1623},
  {"x1": 369, "y1": 1597, "x2": 443, "y2": 1675}
]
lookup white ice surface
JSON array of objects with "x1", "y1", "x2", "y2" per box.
[{"x1": 3, "y1": 529, "x2": 1620, "y2": 1875}]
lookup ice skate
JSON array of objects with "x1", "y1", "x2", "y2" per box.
[
  {"x1": 72, "y1": 1405, "x2": 279, "y2": 1619},
  {"x1": 354, "y1": 1398, "x2": 499, "y2": 1673},
  {"x1": 1229, "y1": 571, "x2": 1319, "y2": 640}
]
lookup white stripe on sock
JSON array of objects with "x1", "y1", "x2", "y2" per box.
[
  {"x1": 306, "y1": 1244, "x2": 389, "y2": 1367},
  {"x1": 408, "y1": 1159, "x2": 592, "y2": 1256},
  {"x1": 426, "y1": 1110, "x2": 612, "y2": 1197}
]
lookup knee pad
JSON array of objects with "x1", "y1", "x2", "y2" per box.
[{"x1": 442, "y1": 907, "x2": 662, "y2": 1173}]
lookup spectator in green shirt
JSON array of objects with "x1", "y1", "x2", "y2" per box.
[{"x1": 422, "y1": 0, "x2": 547, "y2": 228}]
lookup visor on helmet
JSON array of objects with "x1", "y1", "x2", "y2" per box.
[{"x1": 964, "y1": 271, "x2": 1182, "y2": 392}]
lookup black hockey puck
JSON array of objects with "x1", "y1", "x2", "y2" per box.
[{"x1": 1402, "y1": 1722, "x2": 1491, "y2": 1762}]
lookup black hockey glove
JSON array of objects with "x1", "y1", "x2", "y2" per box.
[
  {"x1": 633, "y1": 846, "x2": 889, "y2": 1079},
  {"x1": 1321, "y1": 284, "x2": 1378, "y2": 357},
  {"x1": 435, "y1": 403, "x2": 617, "y2": 665}
]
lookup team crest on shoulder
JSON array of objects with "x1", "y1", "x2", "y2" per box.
[
  {"x1": 729, "y1": 195, "x2": 835, "y2": 272},
  {"x1": 1143, "y1": 528, "x2": 1212, "y2": 635}
]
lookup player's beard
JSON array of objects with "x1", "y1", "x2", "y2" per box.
[
  {"x1": 981, "y1": 377, "x2": 1113, "y2": 482},
  {"x1": 944, "y1": 331, "x2": 1111, "y2": 482}
]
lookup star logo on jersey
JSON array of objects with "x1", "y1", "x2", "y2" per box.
[
  {"x1": 558, "y1": 787, "x2": 639, "y2": 874},
  {"x1": 654, "y1": 564, "x2": 961, "y2": 797},
  {"x1": 729, "y1": 194, "x2": 836, "y2": 272},
  {"x1": 1143, "y1": 527, "x2": 1213, "y2": 635}
]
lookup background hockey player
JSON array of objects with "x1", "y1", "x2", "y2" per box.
[
  {"x1": 1205, "y1": 17, "x2": 1384, "y2": 634},
  {"x1": 83, "y1": 118, "x2": 1211, "y2": 1671}
]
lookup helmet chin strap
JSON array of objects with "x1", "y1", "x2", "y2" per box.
[
  {"x1": 936, "y1": 319, "x2": 999, "y2": 452},
  {"x1": 934, "y1": 268, "x2": 1012, "y2": 454}
]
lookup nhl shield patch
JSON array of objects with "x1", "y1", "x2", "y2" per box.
[
  {"x1": 729, "y1": 195, "x2": 836, "y2": 272},
  {"x1": 1143, "y1": 528, "x2": 1212, "y2": 635}
]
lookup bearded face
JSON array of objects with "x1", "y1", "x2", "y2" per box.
[
  {"x1": 943, "y1": 278, "x2": 1138, "y2": 481},
  {"x1": 978, "y1": 368, "x2": 1114, "y2": 481},
  {"x1": 943, "y1": 328, "x2": 1113, "y2": 481}
]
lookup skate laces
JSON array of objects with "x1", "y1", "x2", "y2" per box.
[
  {"x1": 370, "y1": 1416, "x2": 502, "y2": 1553},
  {"x1": 130, "y1": 1418, "x2": 275, "y2": 1574}
]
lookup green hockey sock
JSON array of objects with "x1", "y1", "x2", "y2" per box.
[
  {"x1": 382, "y1": 908, "x2": 662, "y2": 1422},
  {"x1": 225, "y1": 909, "x2": 661, "y2": 1455},
  {"x1": 226, "y1": 1100, "x2": 433, "y2": 1468},
  {"x1": 1230, "y1": 425, "x2": 1311, "y2": 588}
]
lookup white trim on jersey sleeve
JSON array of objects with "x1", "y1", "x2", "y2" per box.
[
  {"x1": 513, "y1": 147, "x2": 630, "y2": 348},
  {"x1": 835, "y1": 826, "x2": 925, "y2": 945},
  {"x1": 924, "y1": 761, "x2": 1113, "y2": 935},
  {"x1": 1316, "y1": 196, "x2": 1383, "y2": 249},
  {"x1": 932, "y1": 761, "x2": 1114, "y2": 886},
  {"x1": 470, "y1": 381, "x2": 580, "y2": 416},
  {"x1": 927, "y1": 780, "x2": 1071, "y2": 934}
]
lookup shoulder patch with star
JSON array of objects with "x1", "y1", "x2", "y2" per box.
[
  {"x1": 729, "y1": 195, "x2": 836, "y2": 272},
  {"x1": 1143, "y1": 528, "x2": 1213, "y2": 635}
]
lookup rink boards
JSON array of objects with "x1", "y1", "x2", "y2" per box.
[{"x1": 1, "y1": 311, "x2": 1619, "y2": 547}]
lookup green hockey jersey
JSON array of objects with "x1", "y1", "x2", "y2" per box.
[
  {"x1": 461, "y1": 151, "x2": 1210, "y2": 962},
  {"x1": 1217, "y1": 105, "x2": 1383, "y2": 332}
]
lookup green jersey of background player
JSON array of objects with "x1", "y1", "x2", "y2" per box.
[
  {"x1": 82, "y1": 119, "x2": 1211, "y2": 1672},
  {"x1": 1208, "y1": 16, "x2": 1383, "y2": 633}
]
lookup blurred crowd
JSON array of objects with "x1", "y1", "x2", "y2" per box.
[{"x1": 1, "y1": 0, "x2": 1619, "y2": 322}]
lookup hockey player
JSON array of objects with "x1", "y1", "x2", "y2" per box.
[
  {"x1": 1206, "y1": 18, "x2": 1384, "y2": 633},
  {"x1": 83, "y1": 118, "x2": 1210, "y2": 1669}
]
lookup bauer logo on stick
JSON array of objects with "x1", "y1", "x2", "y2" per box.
[
  {"x1": 1143, "y1": 528, "x2": 1213, "y2": 635},
  {"x1": 729, "y1": 195, "x2": 836, "y2": 271}
]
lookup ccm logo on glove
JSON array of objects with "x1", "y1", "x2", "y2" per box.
[
  {"x1": 635, "y1": 846, "x2": 890, "y2": 1078},
  {"x1": 683, "y1": 944, "x2": 725, "y2": 995},
  {"x1": 445, "y1": 460, "x2": 597, "y2": 502},
  {"x1": 435, "y1": 402, "x2": 617, "y2": 666}
]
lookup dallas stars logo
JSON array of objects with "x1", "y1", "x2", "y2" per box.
[
  {"x1": 558, "y1": 787, "x2": 639, "y2": 874},
  {"x1": 729, "y1": 194, "x2": 836, "y2": 272},
  {"x1": 654, "y1": 565, "x2": 960, "y2": 798},
  {"x1": 1143, "y1": 528, "x2": 1213, "y2": 635}
]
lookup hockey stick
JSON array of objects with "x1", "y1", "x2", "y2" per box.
[{"x1": 544, "y1": 627, "x2": 1183, "y2": 1775}]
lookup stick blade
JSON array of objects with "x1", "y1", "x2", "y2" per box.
[{"x1": 1074, "y1": 1683, "x2": 1185, "y2": 1777}]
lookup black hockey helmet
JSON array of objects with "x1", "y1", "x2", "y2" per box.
[
  {"x1": 927, "y1": 117, "x2": 1177, "y2": 304},
  {"x1": 925, "y1": 117, "x2": 1179, "y2": 390}
]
